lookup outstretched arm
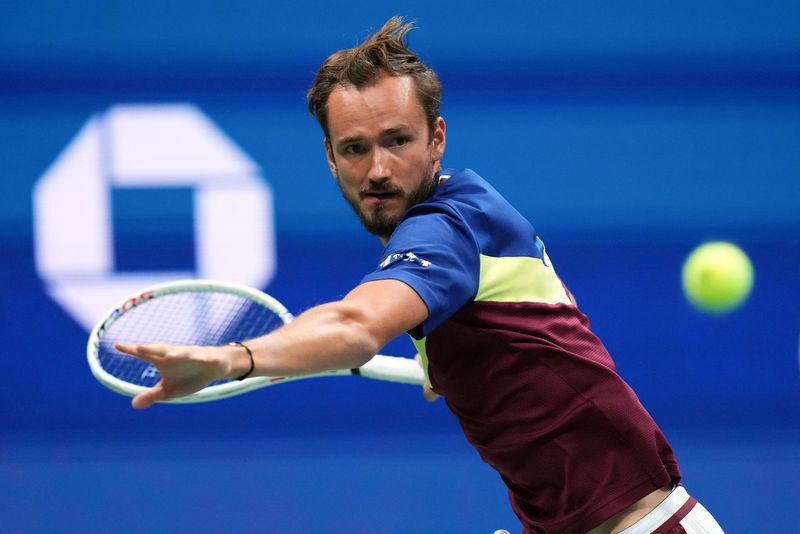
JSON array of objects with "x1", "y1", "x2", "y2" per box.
[{"x1": 116, "y1": 279, "x2": 428, "y2": 408}]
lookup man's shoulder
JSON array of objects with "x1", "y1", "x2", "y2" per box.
[
  {"x1": 425, "y1": 168, "x2": 506, "y2": 213},
  {"x1": 434, "y1": 168, "x2": 487, "y2": 191},
  {"x1": 431, "y1": 168, "x2": 527, "y2": 225},
  {"x1": 427, "y1": 168, "x2": 540, "y2": 258}
]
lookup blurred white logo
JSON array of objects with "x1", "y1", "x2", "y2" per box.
[
  {"x1": 33, "y1": 104, "x2": 276, "y2": 330},
  {"x1": 379, "y1": 252, "x2": 432, "y2": 270}
]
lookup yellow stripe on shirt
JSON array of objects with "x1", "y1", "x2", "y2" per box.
[
  {"x1": 410, "y1": 336, "x2": 431, "y2": 386},
  {"x1": 475, "y1": 254, "x2": 572, "y2": 304}
]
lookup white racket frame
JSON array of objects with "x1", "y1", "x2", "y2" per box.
[{"x1": 87, "y1": 279, "x2": 426, "y2": 403}]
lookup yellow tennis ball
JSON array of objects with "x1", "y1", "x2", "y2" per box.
[{"x1": 682, "y1": 241, "x2": 754, "y2": 314}]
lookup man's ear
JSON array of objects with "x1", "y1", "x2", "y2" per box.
[
  {"x1": 324, "y1": 137, "x2": 338, "y2": 178},
  {"x1": 431, "y1": 116, "x2": 446, "y2": 163}
]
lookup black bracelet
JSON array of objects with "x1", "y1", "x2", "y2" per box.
[{"x1": 228, "y1": 341, "x2": 255, "y2": 381}]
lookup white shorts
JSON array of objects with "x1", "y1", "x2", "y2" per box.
[{"x1": 618, "y1": 486, "x2": 724, "y2": 534}]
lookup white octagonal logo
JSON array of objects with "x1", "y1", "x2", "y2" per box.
[{"x1": 33, "y1": 103, "x2": 276, "y2": 330}]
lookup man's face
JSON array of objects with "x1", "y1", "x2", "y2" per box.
[{"x1": 324, "y1": 75, "x2": 446, "y2": 241}]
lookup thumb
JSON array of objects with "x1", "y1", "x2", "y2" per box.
[{"x1": 131, "y1": 383, "x2": 166, "y2": 409}]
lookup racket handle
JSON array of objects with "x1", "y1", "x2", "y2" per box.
[{"x1": 356, "y1": 355, "x2": 426, "y2": 385}]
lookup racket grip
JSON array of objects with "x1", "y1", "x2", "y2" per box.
[{"x1": 357, "y1": 355, "x2": 426, "y2": 385}]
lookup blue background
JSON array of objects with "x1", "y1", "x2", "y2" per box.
[{"x1": 1, "y1": 1, "x2": 799, "y2": 532}]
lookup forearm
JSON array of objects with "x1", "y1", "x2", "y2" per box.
[
  {"x1": 116, "y1": 280, "x2": 428, "y2": 408},
  {"x1": 224, "y1": 300, "x2": 383, "y2": 379}
]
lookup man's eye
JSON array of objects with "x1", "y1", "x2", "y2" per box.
[
  {"x1": 343, "y1": 144, "x2": 365, "y2": 155},
  {"x1": 391, "y1": 136, "x2": 410, "y2": 147}
]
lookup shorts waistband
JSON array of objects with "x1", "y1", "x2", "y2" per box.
[{"x1": 619, "y1": 486, "x2": 697, "y2": 534}]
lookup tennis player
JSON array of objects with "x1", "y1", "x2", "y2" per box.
[{"x1": 118, "y1": 17, "x2": 724, "y2": 533}]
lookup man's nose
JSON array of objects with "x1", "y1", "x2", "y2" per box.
[{"x1": 366, "y1": 147, "x2": 390, "y2": 182}]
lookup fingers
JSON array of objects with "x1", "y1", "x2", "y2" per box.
[
  {"x1": 121, "y1": 344, "x2": 223, "y2": 408},
  {"x1": 423, "y1": 383, "x2": 441, "y2": 403},
  {"x1": 115, "y1": 342, "x2": 173, "y2": 363},
  {"x1": 116, "y1": 343, "x2": 179, "y2": 408}
]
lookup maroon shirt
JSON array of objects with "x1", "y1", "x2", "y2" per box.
[{"x1": 426, "y1": 301, "x2": 681, "y2": 533}]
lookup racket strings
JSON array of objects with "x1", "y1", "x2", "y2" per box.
[{"x1": 97, "y1": 292, "x2": 286, "y2": 387}]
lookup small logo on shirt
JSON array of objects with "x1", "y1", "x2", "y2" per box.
[{"x1": 379, "y1": 252, "x2": 432, "y2": 270}]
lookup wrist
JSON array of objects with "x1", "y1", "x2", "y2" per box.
[{"x1": 226, "y1": 342, "x2": 255, "y2": 381}]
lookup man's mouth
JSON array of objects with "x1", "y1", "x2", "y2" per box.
[{"x1": 361, "y1": 190, "x2": 401, "y2": 202}]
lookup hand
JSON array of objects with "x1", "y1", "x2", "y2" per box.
[
  {"x1": 415, "y1": 354, "x2": 440, "y2": 402},
  {"x1": 115, "y1": 342, "x2": 232, "y2": 409}
]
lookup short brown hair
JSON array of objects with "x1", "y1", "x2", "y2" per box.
[{"x1": 307, "y1": 16, "x2": 442, "y2": 139}]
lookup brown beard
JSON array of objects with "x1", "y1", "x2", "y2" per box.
[{"x1": 338, "y1": 160, "x2": 436, "y2": 241}]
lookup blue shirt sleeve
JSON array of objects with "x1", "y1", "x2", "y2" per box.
[{"x1": 359, "y1": 201, "x2": 480, "y2": 338}]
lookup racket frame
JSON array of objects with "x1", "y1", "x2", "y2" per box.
[{"x1": 87, "y1": 279, "x2": 294, "y2": 403}]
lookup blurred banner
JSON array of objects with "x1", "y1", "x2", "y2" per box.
[{"x1": 1, "y1": 0, "x2": 798, "y2": 438}]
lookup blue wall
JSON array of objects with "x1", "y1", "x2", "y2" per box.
[{"x1": 1, "y1": 1, "x2": 799, "y2": 532}]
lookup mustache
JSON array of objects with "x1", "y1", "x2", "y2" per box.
[{"x1": 359, "y1": 183, "x2": 403, "y2": 197}]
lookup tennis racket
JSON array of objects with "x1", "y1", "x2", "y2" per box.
[{"x1": 87, "y1": 279, "x2": 426, "y2": 403}]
